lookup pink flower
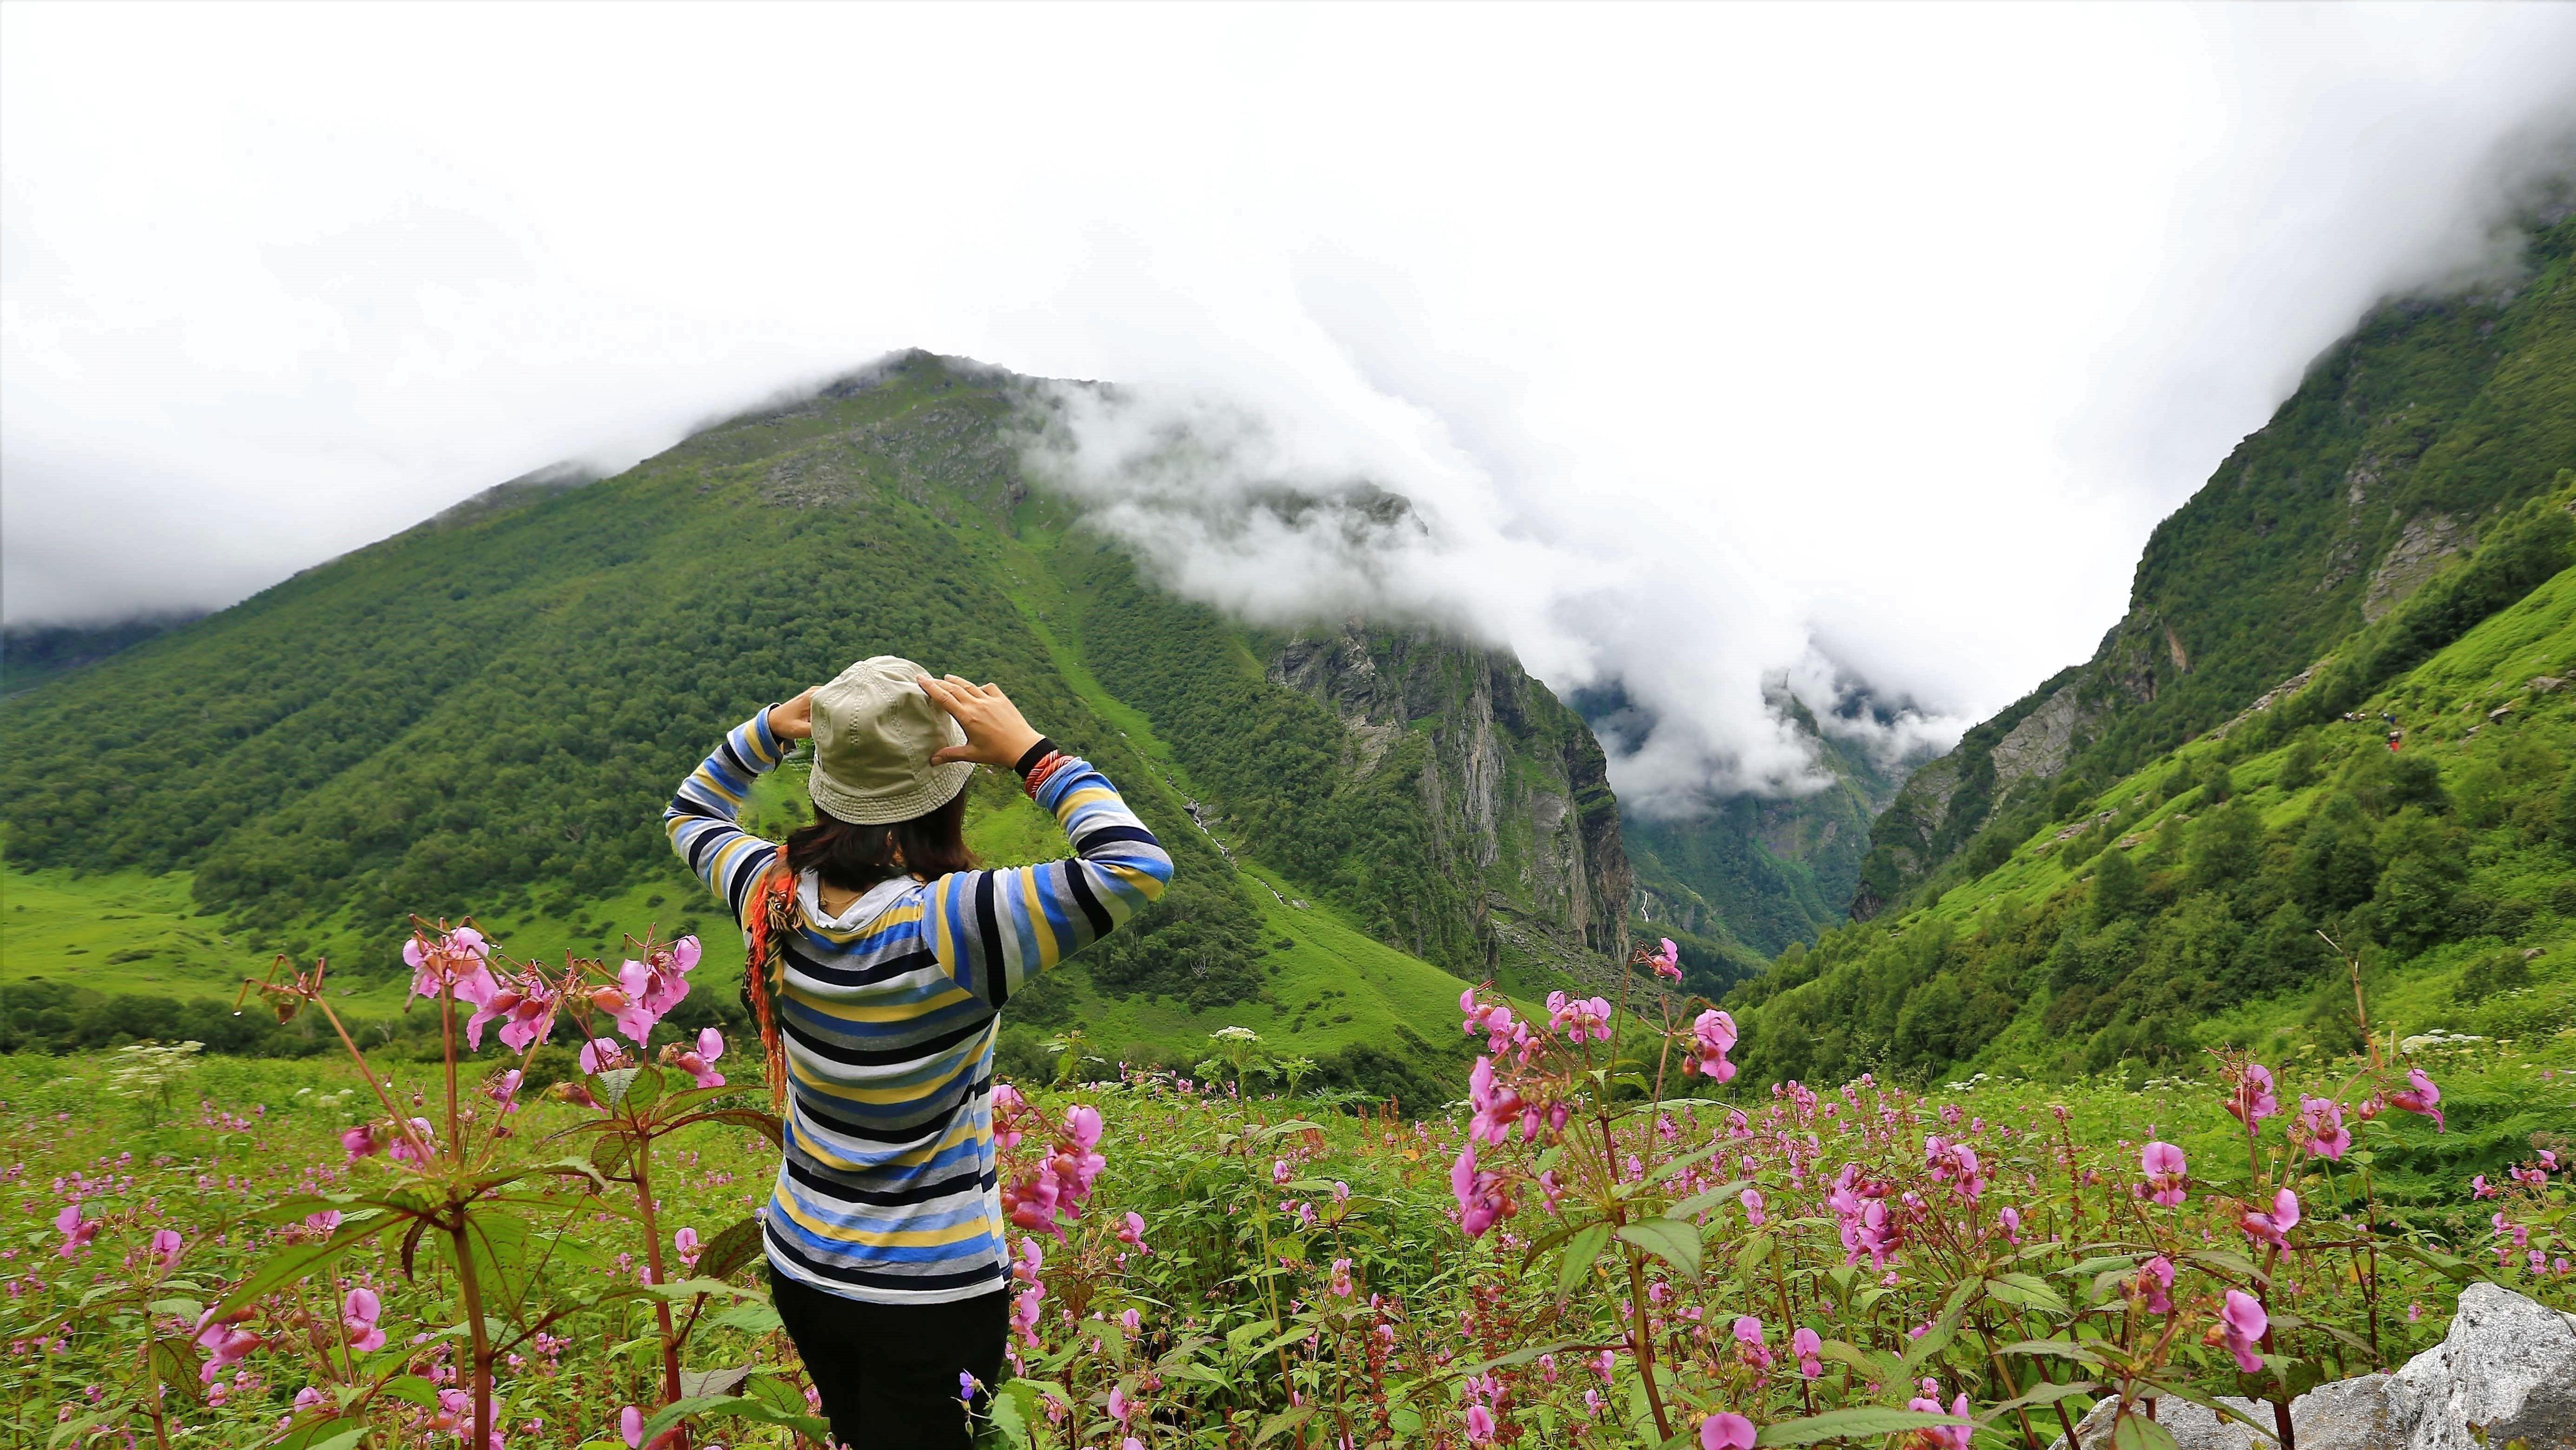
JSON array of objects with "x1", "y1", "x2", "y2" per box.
[
  {"x1": 388, "y1": 1118, "x2": 437, "y2": 1166},
  {"x1": 1699, "y1": 1411, "x2": 1756, "y2": 1450},
  {"x1": 471, "y1": 969, "x2": 563, "y2": 1055},
  {"x1": 2220, "y1": 1289, "x2": 2268, "y2": 1373},
  {"x1": 1997, "y1": 1205, "x2": 2023, "y2": 1244},
  {"x1": 406, "y1": 925, "x2": 496, "y2": 1006},
  {"x1": 1327, "y1": 1257, "x2": 1355, "y2": 1298},
  {"x1": 1466, "y1": 1058, "x2": 1530, "y2": 1145},
  {"x1": 2227, "y1": 1062, "x2": 2280, "y2": 1128},
  {"x1": 2133, "y1": 1255, "x2": 2175, "y2": 1315},
  {"x1": 619, "y1": 1405, "x2": 644, "y2": 1450},
  {"x1": 1451, "y1": 1145, "x2": 1512, "y2": 1239},
  {"x1": 1903, "y1": 1394, "x2": 1972, "y2": 1450},
  {"x1": 340, "y1": 1123, "x2": 380, "y2": 1163},
  {"x1": 1650, "y1": 937, "x2": 1684, "y2": 982},
  {"x1": 2240, "y1": 1186, "x2": 2301, "y2": 1248},
  {"x1": 2388, "y1": 1068, "x2": 2444, "y2": 1131},
  {"x1": 149, "y1": 1229, "x2": 184, "y2": 1267},
  {"x1": 1684, "y1": 1009, "x2": 1739, "y2": 1082},
  {"x1": 2141, "y1": 1141, "x2": 2188, "y2": 1206},
  {"x1": 1791, "y1": 1326, "x2": 1823, "y2": 1379},
  {"x1": 1465, "y1": 1404, "x2": 1498, "y2": 1443},
  {"x1": 663, "y1": 1028, "x2": 726, "y2": 1088},
  {"x1": 1739, "y1": 1187, "x2": 1767, "y2": 1227},
  {"x1": 2298, "y1": 1095, "x2": 2352, "y2": 1160},
  {"x1": 578, "y1": 1037, "x2": 630, "y2": 1075},
  {"x1": 1459, "y1": 988, "x2": 1522, "y2": 1054},
  {"x1": 343, "y1": 1286, "x2": 387, "y2": 1353},
  {"x1": 673, "y1": 1227, "x2": 701, "y2": 1271},
  {"x1": 2473, "y1": 1175, "x2": 2497, "y2": 1200},
  {"x1": 193, "y1": 1308, "x2": 262, "y2": 1381},
  {"x1": 1116, "y1": 1211, "x2": 1152, "y2": 1256},
  {"x1": 52, "y1": 1203, "x2": 98, "y2": 1257}
]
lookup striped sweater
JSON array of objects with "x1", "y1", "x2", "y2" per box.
[{"x1": 664, "y1": 707, "x2": 1171, "y2": 1304}]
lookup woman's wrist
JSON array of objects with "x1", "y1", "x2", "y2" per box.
[{"x1": 1012, "y1": 736, "x2": 1059, "y2": 777}]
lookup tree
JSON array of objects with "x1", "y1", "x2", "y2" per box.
[
  {"x1": 2089, "y1": 845, "x2": 2145, "y2": 929},
  {"x1": 2290, "y1": 793, "x2": 2379, "y2": 916},
  {"x1": 2277, "y1": 734, "x2": 2320, "y2": 791},
  {"x1": 2185, "y1": 802, "x2": 2262, "y2": 897}
]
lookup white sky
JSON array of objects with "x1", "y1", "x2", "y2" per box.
[{"x1": 6, "y1": 3, "x2": 2573, "y2": 804}]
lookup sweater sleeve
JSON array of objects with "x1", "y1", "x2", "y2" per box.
[
  {"x1": 664, "y1": 707, "x2": 793, "y2": 925},
  {"x1": 922, "y1": 756, "x2": 1173, "y2": 1006}
]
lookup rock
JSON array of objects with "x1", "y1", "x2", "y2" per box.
[
  {"x1": 2050, "y1": 1283, "x2": 2576, "y2": 1449},
  {"x1": 2383, "y1": 1280, "x2": 2576, "y2": 1450},
  {"x1": 2531, "y1": 675, "x2": 2566, "y2": 693},
  {"x1": 2050, "y1": 1382, "x2": 2397, "y2": 1450}
]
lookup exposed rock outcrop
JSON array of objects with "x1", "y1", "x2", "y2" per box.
[
  {"x1": 2053, "y1": 1283, "x2": 2576, "y2": 1450},
  {"x1": 2364, "y1": 514, "x2": 2475, "y2": 623},
  {"x1": 1269, "y1": 625, "x2": 1632, "y2": 976}
]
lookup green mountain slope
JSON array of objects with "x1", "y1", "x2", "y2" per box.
[
  {"x1": 1623, "y1": 700, "x2": 1920, "y2": 993},
  {"x1": 0, "y1": 352, "x2": 1624, "y2": 1090},
  {"x1": 1855, "y1": 211, "x2": 2576, "y2": 918},
  {"x1": 1734, "y1": 485, "x2": 2576, "y2": 1085}
]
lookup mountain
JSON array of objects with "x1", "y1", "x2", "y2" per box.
[
  {"x1": 0, "y1": 351, "x2": 1628, "y2": 1094},
  {"x1": 1620, "y1": 697, "x2": 1922, "y2": 995},
  {"x1": 1734, "y1": 482, "x2": 2576, "y2": 1086},
  {"x1": 0, "y1": 612, "x2": 206, "y2": 696},
  {"x1": 1853, "y1": 209, "x2": 2576, "y2": 919}
]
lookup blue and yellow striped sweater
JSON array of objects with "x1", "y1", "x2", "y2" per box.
[{"x1": 665, "y1": 707, "x2": 1171, "y2": 1304}]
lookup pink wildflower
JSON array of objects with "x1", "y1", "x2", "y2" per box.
[
  {"x1": 1451, "y1": 1144, "x2": 1513, "y2": 1239},
  {"x1": 1792, "y1": 1326, "x2": 1823, "y2": 1379},
  {"x1": 1684, "y1": 1009, "x2": 1739, "y2": 1082},
  {"x1": 1465, "y1": 1404, "x2": 1498, "y2": 1443},
  {"x1": 2140, "y1": 1141, "x2": 2188, "y2": 1206},
  {"x1": 340, "y1": 1123, "x2": 380, "y2": 1163},
  {"x1": 1650, "y1": 937, "x2": 1684, "y2": 982},
  {"x1": 1699, "y1": 1412, "x2": 1757, "y2": 1450},
  {"x1": 2220, "y1": 1289, "x2": 2267, "y2": 1373},
  {"x1": 2226, "y1": 1062, "x2": 2280, "y2": 1128},
  {"x1": 2298, "y1": 1095, "x2": 2352, "y2": 1160},
  {"x1": 343, "y1": 1286, "x2": 387, "y2": 1353},
  {"x1": 2133, "y1": 1255, "x2": 2175, "y2": 1315},
  {"x1": 52, "y1": 1203, "x2": 98, "y2": 1257},
  {"x1": 2239, "y1": 1186, "x2": 2301, "y2": 1248},
  {"x1": 1903, "y1": 1393, "x2": 1972, "y2": 1450},
  {"x1": 1740, "y1": 1187, "x2": 1767, "y2": 1227},
  {"x1": 149, "y1": 1229, "x2": 184, "y2": 1267},
  {"x1": 2388, "y1": 1068, "x2": 2444, "y2": 1131}
]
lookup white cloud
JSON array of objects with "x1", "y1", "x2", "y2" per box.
[{"x1": 5, "y1": 2, "x2": 2572, "y2": 805}]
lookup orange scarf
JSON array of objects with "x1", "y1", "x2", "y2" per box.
[{"x1": 743, "y1": 845, "x2": 796, "y2": 1113}]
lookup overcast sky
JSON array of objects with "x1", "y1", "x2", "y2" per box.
[{"x1": 6, "y1": 3, "x2": 2574, "y2": 805}]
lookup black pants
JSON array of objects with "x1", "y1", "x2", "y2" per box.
[{"x1": 768, "y1": 1269, "x2": 1009, "y2": 1449}]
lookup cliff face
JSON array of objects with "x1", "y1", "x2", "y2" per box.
[{"x1": 1267, "y1": 626, "x2": 1634, "y2": 977}]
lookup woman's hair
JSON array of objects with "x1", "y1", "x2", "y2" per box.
[{"x1": 784, "y1": 790, "x2": 974, "y2": 893}]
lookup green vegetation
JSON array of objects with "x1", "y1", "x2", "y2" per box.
[
  {"x1": 0, "y1": 352, "x2": 1624, "y2": 1088},
  {"x1": 1734, "y1": 520, "x2": 2576, "y2": 1087},
  {"x1": 1857, "y1": 212, "x2": 2576, "y2": 914}
]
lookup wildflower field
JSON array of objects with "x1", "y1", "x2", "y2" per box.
[{"x1": 8, "y1": 926, "x2": 2572, "y2": 1450}]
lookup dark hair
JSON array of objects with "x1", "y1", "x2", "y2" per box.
[{"x1": 784, "y1": 790, "x2": 974, "y2": 894}]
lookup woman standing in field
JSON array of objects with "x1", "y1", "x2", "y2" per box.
[{"x1": 664, "y1": 657, "x2": 1171, "y2": 1448}]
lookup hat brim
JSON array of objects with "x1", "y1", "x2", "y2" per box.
[{"x1": 807, "y1": 758, "x2": 975, "y2": 826}]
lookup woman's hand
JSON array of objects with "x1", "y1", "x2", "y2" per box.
[
  {"x1": 919, "y1": 675, "x2": 1045, "y2": 767},
  {"x1": 769, "y1": 688, "x2": 817, "y2": 741}
]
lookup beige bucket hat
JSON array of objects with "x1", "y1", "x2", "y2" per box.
[{"x1": 805, "y1": 656, "x2": 975, "y2": 825}]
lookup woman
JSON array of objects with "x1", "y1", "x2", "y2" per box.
[{"x1": 664, "y1": 655, "x2": 1171, "y2": 1447}]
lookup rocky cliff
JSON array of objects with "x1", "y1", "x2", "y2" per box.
[{"x1": 1267, "y1": 625, "x2": 1633, "y2": 979}]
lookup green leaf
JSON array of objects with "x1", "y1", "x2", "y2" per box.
[
  {"x1": 1900, "y1": 1278, "x2": 1982, "y2": 1373},
  {"x1": 1754, "y1": 1408, "x2": 1972, "y2": 1445},
  {"x1": 1557, "y1": 1224, "x2": 1611, "y2": 1298},
  {"x1": 1817, "y1": 1337, "x2": 1900, "y2": 1385},
  {"x1": 1982, "y1": 1379, "x2": 2099, "y2": 1420},
  {"x1": 1616, "y1": 1219, "x2": 1702, "y2": 1279},
  {"x1": 1255, "y1": 1406, "x2": 1316, "y2": 1445},
  {"x1": 1986, "y1": 1272, "x2": 2070, "y2": 1316},
  {"x1": 670, "y1": 1106, "x2": 786, "y2": 1147},
  {"x1": 589, "y1": 1136, "x2": 634, "y2": 1178},
  {"x1": 381, "y1": 1375, "x2": 442, "y2": 1409},
  {"x1": 681, "y1": 1364, "x2": 754, "y2": 1398},
  {"x1": 271, "y1": 1422, "x2": 371, "y2": 1450},
  {"x1": 1663, "y1": 1178, "x2": 1755, "y2": 1222},
  {"x1": 2110, "y1": 1412, "x2": 2182, "y2": 1450},
  {"x1": 695, "y1": 1216, "x2": 766, "y2": 1283},
  {"x1": 709, "y1": 1301, "x2": 784, "y2": 1335},
  {"x1": 1446, "y1": 1338, "x2": 1597, "y2": 1381},
  {"x1": 983, "y1": 1383, "x2": 1033, "y2": 1448},
  {"x1": 1995, "y1": 1339, "x2": 2103, "y2": 1368},
  {"x1": 1732, "y1": 1231, "x2": 1776, "y2": 1282},
  {"x1": 1641, "y1": 1141, "x2": 1728, "y2": 1189},
  {"x1": 216, "y1": 1213, "x2": 399, "y2": 1315}
]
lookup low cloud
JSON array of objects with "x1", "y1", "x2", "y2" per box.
[{"x1": 1022, "y1": 382, "x2": 1967, "y2": 815}]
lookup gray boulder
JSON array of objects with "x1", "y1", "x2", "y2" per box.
[{"x1": 2050, "y1": 1282, "x2": 2576, "y2": 1449}]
